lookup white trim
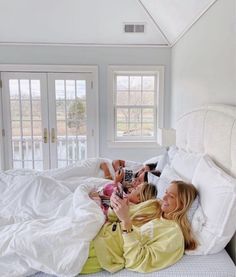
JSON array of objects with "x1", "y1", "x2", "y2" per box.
[
  {"x1": 138, "y1": 0, "x2": 171, "y2": 46},
  {"x1": 107, "y1": 65, "x2": 164, "y2": 148},
  {"x1": 0, "y1": 64, "x2": 98, "y2": 74},
  {"x1": 0, "y1": 72, "x2": 4, "y2": 169},
  {"x1": 0, "y1": 42, "x2": 169, "y2": 48}
]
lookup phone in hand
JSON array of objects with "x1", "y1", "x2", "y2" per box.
[{"x1": 116, "y1": 184, "x2": 123, "y2": 199}]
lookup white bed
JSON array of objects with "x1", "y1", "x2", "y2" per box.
[{"x1": 1, "y1": 104, "x2": 236, "y2": 277}]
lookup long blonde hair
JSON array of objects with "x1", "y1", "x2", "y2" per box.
[
  {"x1": 167, "y1": 180, "x2": 198, "y2": 250},
  {"x1": 131, "y1": 182, "x2": 161, "y2": 226}
]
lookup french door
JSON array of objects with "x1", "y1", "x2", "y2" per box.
[{"x1": 1, "y1": 71, "x2": 98, "y2": 170}]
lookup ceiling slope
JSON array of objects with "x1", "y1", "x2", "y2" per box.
[
  {"x1": 0, "y1": 0, "x2": 217, "y2": 47},
  {"x1": 140, "y1": 0, "x2": 217, "y2": 45}
]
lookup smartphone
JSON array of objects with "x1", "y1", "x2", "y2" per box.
[
  {"x1": 116, "y1": 184, "x2": 123, "y2": 199},
  {"x1": 118, "y1": 166, "x2": 123, "y2": 175}
]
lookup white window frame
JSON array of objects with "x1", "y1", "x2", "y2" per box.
[{"x1": 107, "y1": 65, "x2": 164, "y2": 148}]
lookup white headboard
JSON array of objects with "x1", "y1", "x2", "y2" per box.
[{"x1": 175, "y1": 104, "x2": 236, "y2": 263}]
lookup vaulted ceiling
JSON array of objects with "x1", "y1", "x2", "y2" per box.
[{"x1": 0, "y1": 0, "x2": 217, "y2": 47}]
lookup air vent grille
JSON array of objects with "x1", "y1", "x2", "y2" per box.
[{"x1": 124, "y1": 24, "x2": 145, "y2": 33}]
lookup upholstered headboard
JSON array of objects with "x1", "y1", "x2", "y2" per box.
[{"x1": 175, "y1": 104, "x2": 236, "y2": 263}]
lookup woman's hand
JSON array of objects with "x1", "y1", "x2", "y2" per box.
[
  {"x1": 110, "y1": 191, "x2": 129, "y2": 221},
  {"x1": 114, "y1": 168, "x2": 124, "y2": 183}
]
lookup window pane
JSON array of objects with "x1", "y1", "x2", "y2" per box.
[
  {"x1": 34, "y1": 161, "x2": 43, "y2": 171},
  {"x1": 117, "y1": 76, "x2": 128, "y2": 90},
  {"x1": 21, "y1": 101, "x2": 31, "y2": 120},
  {"x1": 116, "y1": 91, "x2": 128, "y2": 105},
  {"x1": 22, "y1": 121, "x2": 32, "y2": 136},
  {"x1": 142, "y1": 91, "x2": 154, "y2": 105},
  {"x1": 142, "y1": 123, "x2": 154, "y2": 136},
  {"x1": 9, "y1": 80, "x2": 19, "y2": 99},
  {"x1": 10, "y1": 100, "x2": 20, "y2": 120},
  {"x1": 31, "y1": 80, "x2": 40, "y2": 99},
  {"x1": 55, "y1": 80, "x2": 65, "y2": 99},
  {"x1": 57, "y1": 120, "x2": 66, "y2": 136},
  {"x1": 130, "y1": 108, "x2": 141, "y2": 123},
  {"x1": 66, "y1": 80, "x2": 76, "y2": 100},
  {"x1": 57, "y1": 138, "x2": 67, "y2": 159},
  {"x1": 143, "y1": 76, "x2": 155, "y2": 90},
  {"x1": 67, "y1": 99, "x2": 86, "y2": 135},
  {"x1": 34, "y1": 140, "x2": 43, "y2": 160},
  {"x1": 13, "y1": 161, "x2": 22, "y2": 169},
  {"x1": 76, "y1": 80, "x2": 86, "y2": 98},
  {"x1": 12, "y1": 139, "x2": 21, "y2": 160},
  {"x1": 32, "y1": 121, "x2": 42, "y2": 136},
  {"x1": 23, "y1": 140, "x2": 33, "y2": 160},
  {"x1": 117, "y1": 122, "x2": 128, "y2": 137},
  {"x1": 58, "y1": 160, "x2": 68, "y2": 168},
  {"x1": 129, "y1": 123, "x2": 141, "y2": 136},
  {"x1": 56, "y1": 100, "x2": 66, "y2": 120},
  {"x1": 24, "y1": 161, "x2": 33, "y2": 169},
  {"x1": 142, "y1": 108, "x2": 154, "y2": 122},
  {"x1": 116, "y1": 108, "x2": 128, "y2": 122},
  {"x1": 20, "y1": 80, "x2": 30, "y2": 99},
  {"x1": 11, "y1": 121, "x2": 21, "y2": 136},
  {"x1": 32, "y1": 100, "x2": 42, "y2": 120},
  {"x1": 130, "y1": 76, "x2": 141, "y2": 90},
  {"x1": 130, "y1": 91, "x2": 141, "y2": 105}
]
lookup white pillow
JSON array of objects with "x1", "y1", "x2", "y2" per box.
[
  {"x1": 143, "y1": 155, "x2": 162, "y2": 165},
  {"x1": 190, "y1": 155, "x2": 236, "y2": 255},
  {"x1": 147, "y1": 171, "x2": 159, "y2": 186},
  {"x1": 160, "y1": 164, "x2": 182, "y2": 182},
  {"x1": 171, "y1": 149, "x2": 202, "y2": 181},
  {"x1": 155, "y1": 151, "x2": 168, "y2": 172}
]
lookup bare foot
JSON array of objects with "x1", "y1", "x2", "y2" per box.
[{"x1": 100, "y1": 162, "x2": 112, "y2": 180}]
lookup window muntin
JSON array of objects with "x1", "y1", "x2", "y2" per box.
[{"x1": 114, "y1": 73, "x2": 158, "y2": 141}]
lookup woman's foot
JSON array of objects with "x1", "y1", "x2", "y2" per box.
[{"x1": 100, "y1": 162, "x2": 112, "y2": 180}]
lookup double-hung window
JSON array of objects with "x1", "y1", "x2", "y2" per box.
[{"x1": 108, "y1": 66, "x2": 164, "y2": 147}]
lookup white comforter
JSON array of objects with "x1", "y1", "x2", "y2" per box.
[{"x1": 0, "y1": 159, "x2": 117, "y2": 277}]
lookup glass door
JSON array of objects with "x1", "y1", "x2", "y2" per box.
[
  {"x1": 1, "y1": 72, "x2": 49, "y2": 170},
  {"x1": 48, "y1": 73, "x2": 95, "y2": 168},
  {"x1": 1, "y1": 71, "x2": 98, "y2": 170}
]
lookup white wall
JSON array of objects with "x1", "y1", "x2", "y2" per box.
[
  {"x1": 0, "y1": 45, "x2": 171, "y2": 161},
  {"x1": 171, "y1": 0, "x2": 236, "y2": 126}
]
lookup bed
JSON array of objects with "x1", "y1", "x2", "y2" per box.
[{"x1": 0, "y1": 104, "x2": 235, "y2": 276}]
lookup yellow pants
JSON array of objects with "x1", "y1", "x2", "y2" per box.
[{"x1": 80, "y1": 241, "x2": 103, "y2": 274}]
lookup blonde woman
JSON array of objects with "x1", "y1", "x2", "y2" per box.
[{"x1": 81, "y1": 180, "x2": 198, "y2": 274}]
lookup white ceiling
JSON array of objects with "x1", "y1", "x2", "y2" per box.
[{"x1": 0, "y1": 0, "x2": 217, "y2": 47}]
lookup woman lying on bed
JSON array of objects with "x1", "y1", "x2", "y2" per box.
[{"x1": 81, "y1": 180, "x2": 198, "y2": 274}]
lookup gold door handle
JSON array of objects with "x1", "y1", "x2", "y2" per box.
[
  {"x1": 43, "y1": 128, "x2": 48, "y2": 143},
  {"x1": 51, "y1": 128, "x2": 57, "y2": 143}
]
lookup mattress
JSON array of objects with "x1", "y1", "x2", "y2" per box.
[{"x1": 30, "y1": 250, "x2": 235, "y2": 277}]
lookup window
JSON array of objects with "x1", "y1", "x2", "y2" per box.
[{"x1": 108, "y1": 66, "x2": 164, "y2": 147}]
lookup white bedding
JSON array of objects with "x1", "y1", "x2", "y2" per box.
[{"x1": 0, "y1": 160, "x2": 116, "y2": 277}]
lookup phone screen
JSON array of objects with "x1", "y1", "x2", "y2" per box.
[{"x1": 116, "y1": 184, "x2": 123, "y2": 199}]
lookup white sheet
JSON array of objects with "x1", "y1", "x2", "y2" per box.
[{"x1": 0, "y1": 159, "x2": 116, "y2": 277}]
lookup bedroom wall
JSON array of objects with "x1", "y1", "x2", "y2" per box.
[
  {"x1": 171, "y1": 0, "x2": 236, "y2": 127},
  {"x1": 0, "y1": 45, "x2": 171, "y2": 162}
]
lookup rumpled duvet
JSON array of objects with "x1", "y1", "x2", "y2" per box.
[{"x1": 0, "y1": 159, "x2": 116, "y2": 277}]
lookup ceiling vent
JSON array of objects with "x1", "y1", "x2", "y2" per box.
[{"x1": 124, "y1": 23, "x2": 145, "y2": 33}]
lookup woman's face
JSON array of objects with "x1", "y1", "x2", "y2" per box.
[
  {"x1": 128, "y1": 184, "x2": 143, "y2": 204},
  {"x1": 161, "y1": 182, "x2": 180, "y2": 214},
  {"x1": 132, "y1": 172, "x2": 145, "y2": 187}
]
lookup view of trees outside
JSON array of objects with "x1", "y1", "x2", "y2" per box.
[
  {"x1": 115, "y1": 75, "x2": 156, "y2": 138},
  {"x1": 9, "y1": 79, "x2": 87, "y2": 169}
]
